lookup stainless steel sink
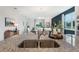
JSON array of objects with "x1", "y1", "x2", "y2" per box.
[
  {"x1": 40, "y1": 40, "x2": 60, "y2": 48},
  {"x1": 18, "y1": 40, "x2": 38, "y2": 48},
  {"x1": 18, "y1": 40, "x2": 60, "y2": 48}
]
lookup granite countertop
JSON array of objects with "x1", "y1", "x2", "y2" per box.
[{"x1": 0, "y1": 32, "x2": 77, "y2": 52}]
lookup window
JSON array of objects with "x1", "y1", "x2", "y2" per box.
[{"x1": 64, "y1": 12, "x2": 75, "y2": 30}]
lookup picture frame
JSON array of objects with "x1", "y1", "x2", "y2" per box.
[{"x1": 5, "y1": 17, "x2": 14, "y2": 26}]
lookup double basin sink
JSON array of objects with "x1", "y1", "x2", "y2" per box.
[{"x1": 18, "y1": 40, "x2": 60, "y2": 48}]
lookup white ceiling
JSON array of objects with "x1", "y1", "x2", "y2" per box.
[{"x1": 0, "y1": 6, "x2": 73, "y2": 18}]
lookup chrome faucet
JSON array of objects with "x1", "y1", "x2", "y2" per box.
[
  {"x1": 38, "y1": 28, "x2": 45, "y2": 40},
  {"x1": 38, "y1": 30, "x2": 41, "y2": 40}
]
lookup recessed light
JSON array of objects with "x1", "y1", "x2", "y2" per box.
[{"x1": 14, "y1": 8, "x2": 17, "y2": 10}]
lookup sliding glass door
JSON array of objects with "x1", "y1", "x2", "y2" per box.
[{"x1": 64, "y1": 12, "x2": 75, "y2": 46}]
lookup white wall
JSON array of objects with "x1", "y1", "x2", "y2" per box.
[
  {"x1": 0, "y1": 8, "x2": 5, "y2": 41},
  {"x1": 0, "y1": 16, "x2": 5, "y2": 41},
  {"x1": 17, "y1": 16, "x2": 25, "y2": 34},
  {"x1": 0, "y1": 7, "x2": 26, "y2": 41}
]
